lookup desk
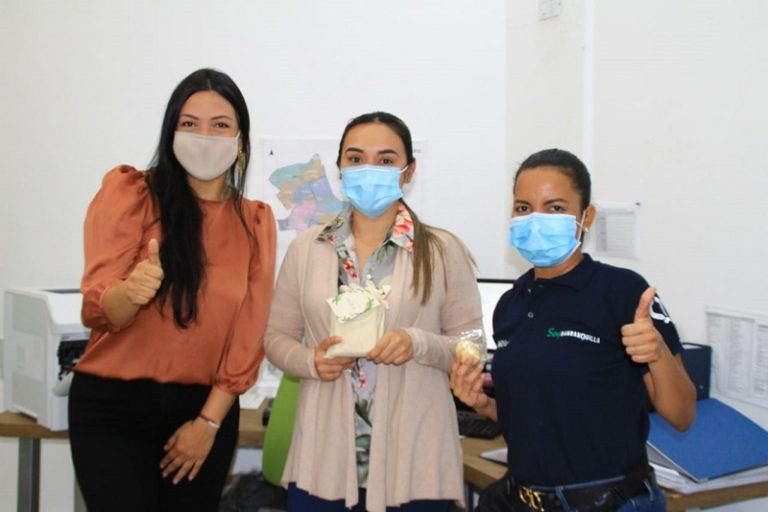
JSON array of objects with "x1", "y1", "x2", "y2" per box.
[
  {"x1": 238, "y1": 404, "x2": 268, "y2": 447},
  {"x1": 460, "y1": 436, "x2": 768, "y2": 512},
  {"x1": 0, "y1": 403, "x2": 266, "y2": 512}
]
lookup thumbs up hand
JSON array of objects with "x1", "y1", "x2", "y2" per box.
[
  {"x1": 147, "y1": 238, "x2": 161, "y2": 266},
  {"x1": 124, "y1": 238, "x2": 165, "y2": 306},
  {"x1": 621, "y1": 286, "x2": 667, "y2": 364}
]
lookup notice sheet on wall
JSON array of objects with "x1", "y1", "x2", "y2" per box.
[
  {"x1": 707, "y1": 307, "x2": 768, "y2": 409},
  {"x1": 591, "y1": 202, "x2": 639, "y2": 259}
]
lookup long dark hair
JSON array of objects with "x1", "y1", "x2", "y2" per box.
[
  {"x1": 148, "y1": 68, "x2": 251, "y2": 327},
  {"x1": 337, "y1": 111, "x2": 459, "y2": 305}
]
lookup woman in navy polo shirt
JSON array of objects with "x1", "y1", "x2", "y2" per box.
[{"x1": 451, "y1": 148, "x2": 696, "y2": 512}]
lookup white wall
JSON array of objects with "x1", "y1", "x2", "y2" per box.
[
  {"x1": 505, "y1": 0, "x2": 588, "y2": 273},
  {"x1": 592, "y1": 0, "x2": 768, "y2": 341},
  {"x1": 0, "y1": 0, "x2": 508, "y2": 337},
  {"x1": 507, "y1": 1, "x2": 768, "y2": 510},
  {"x1": 0, "y1": 1, "x2": 506, "y2": 511},
  {"x1": 2, "y1": 0, "x2": 767, "y2": 511},
  {"x1": 591, "y1": 3, "x2": 768, "y2": 505}
]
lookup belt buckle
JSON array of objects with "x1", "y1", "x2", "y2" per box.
[{"x1": 517, "y1": 485, "x2": 545, "y2": 511}]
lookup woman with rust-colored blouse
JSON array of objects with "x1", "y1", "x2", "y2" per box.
[{"x1": 70, "y1": 69, "x2": 276, "y2": 512}]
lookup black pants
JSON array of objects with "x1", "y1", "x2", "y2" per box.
[{"x1": 68, "y1": 372, "x2": 239, "y2": 512}]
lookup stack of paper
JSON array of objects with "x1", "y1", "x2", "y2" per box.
[
  {"x1": 649, "y1": 461, "x2": 768, "y2": 494},
  {"x1": 647, "y1": 398, "x2": 768, "y2": 493},
  {"x1": 480, "y1": 447, "x2": 507, "y2": 465}
]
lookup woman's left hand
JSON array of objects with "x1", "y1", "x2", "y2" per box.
[
  {"x1": 160, "y1": 419, "x2": 217, "y2": 484},
  {"x1": 367, "y1": 329, "x2": 413, "y2": 365},
  {"x1": 621, "y1": 287, "x2": 669, "y2": 364}
]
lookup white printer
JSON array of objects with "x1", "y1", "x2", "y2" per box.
[{"x1": 3, "y1": 287, "x2": 90, "y2": 431}]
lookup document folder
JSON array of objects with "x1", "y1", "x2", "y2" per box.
[
  {"x1": 680, "y1": 342, "x2": 711, "y2": 400},
  {"x1": 647, "y1": 398, "x2": 768, "y2": 482}
]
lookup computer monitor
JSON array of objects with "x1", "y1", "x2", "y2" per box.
[{"x1": 476, "y1": 278, "x2": 515, "y2": 351}]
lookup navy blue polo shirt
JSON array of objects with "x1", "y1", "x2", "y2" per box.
[{"x1": 491, "y1": 254, "x2": 681, "y2": 486}]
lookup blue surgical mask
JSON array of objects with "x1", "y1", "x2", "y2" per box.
[
  {"x1": 507, "y1": 212, "x2": 586, "y2": 268},
  {"x1": 341, "y1": 165, "x2": 406, "y2": 218}
]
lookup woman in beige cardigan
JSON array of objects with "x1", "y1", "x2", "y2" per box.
[{"x1": 265, "y1": 112, "x2": 483, "y2": 512}]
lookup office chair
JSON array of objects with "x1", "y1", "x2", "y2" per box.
[{"x1": 261, "y1": 373, "x2": 301, "y2": 486}]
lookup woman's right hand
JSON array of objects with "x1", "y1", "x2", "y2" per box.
[
  {"x1": 124, "y1": 238, "x2": 164, "y2": 305},
  {"x1": 450, "y1": 357, "x2": 493, "y2": 414},
  {"x1": 314, "y1": 336, "x2": 356, "y2": 381}
]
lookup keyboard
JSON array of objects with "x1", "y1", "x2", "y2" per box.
[{"x1": 456, "y1": 410, "x2": 502, "y2": 439}]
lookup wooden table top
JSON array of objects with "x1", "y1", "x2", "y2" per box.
[
  {"x1": 0, "y1": 400, "x2": 267, "y2": 448},
  {"x1": 3, "y1": 407, "x2": 766, "y2": 509},
  {"x1": 0, "y1": 410, "x2": 71, "y2": 440},
  {"x1": 459, "y1": 436, "x2": 768, "y2": 512},
  {"x1": 461, "y1": 435, "x2": 507, "y2": 489},
  {"x1": 237, "y1": 402, "x2": 267, "y2": 447}
]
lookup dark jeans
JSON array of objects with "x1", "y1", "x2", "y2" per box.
[
  {"x1": 68, "y1": 372, "x2": 239, "y2": 512},
  {"x1": 476, "y1": 469, "x2": 665, "y2": 512},
  {"x1": 288, "y1": 483, "x2": 454, "y2": 512}
]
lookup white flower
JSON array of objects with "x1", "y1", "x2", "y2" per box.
[{"x1": 327, "y1": 282, "x2": 390, "y2": 323}]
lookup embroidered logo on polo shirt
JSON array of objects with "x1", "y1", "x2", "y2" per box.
[
  {"x1": 650, "y1": 296, "x2": 673, "y2": 324},
  {"x1": 546, "y1": 327, "x2": 601, "y2": 344}
]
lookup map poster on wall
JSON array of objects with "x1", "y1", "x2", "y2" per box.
[
  {"x1": 707, "y1": 306, "x2": 768, "y2": 410},
  {"x1": 251, "y1": 138, "x2": 342, "y2": 268}
]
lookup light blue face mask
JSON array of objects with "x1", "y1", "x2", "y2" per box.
[
  {"x1": 507, "y1": 212, "x2": 586, "y2": 268},
  {"x1": 341, "y1": 164, "x2": 406, "y2": 218}
]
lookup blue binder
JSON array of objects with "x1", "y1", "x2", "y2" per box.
[
  {"x1": 647, "y1": 398, "x2": 768, "y2": 482},
  {"x1": 680, "y1": 342, "x2": 711, "y2": 401}
]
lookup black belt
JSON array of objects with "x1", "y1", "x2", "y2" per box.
[{"x1": 508, "y1": 459, "x2": 654, "y2": 512}]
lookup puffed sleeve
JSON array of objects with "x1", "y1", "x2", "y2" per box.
[
  {"x1": 215, "y1": 201, "x2": 277, "y2": 394},
  {"x1": 405, "y1": 230, "x2": 484, "y2": 371},
  {"x1": 80, "y1": 166, "x2": 154, "y2": 331}
]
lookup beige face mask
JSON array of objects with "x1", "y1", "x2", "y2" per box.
[{"x1": 173, "y1": 131, "x2": 239, "y2": 181}]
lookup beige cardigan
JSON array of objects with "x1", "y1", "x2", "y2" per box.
[{"x1": 265, "y1": 225, "x2": 483, "y2": 511}]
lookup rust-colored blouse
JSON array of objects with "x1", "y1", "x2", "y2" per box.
[{"x1": 77, "y1": 166, "x2": 276, "y2": 395}]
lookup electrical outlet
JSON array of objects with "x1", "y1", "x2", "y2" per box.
[{"x1": 539, "y1": 0, "x2": 563, "y2": 20}]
